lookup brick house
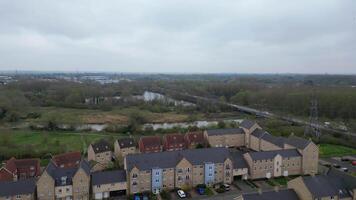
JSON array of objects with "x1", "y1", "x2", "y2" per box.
[
  {"x1": 0, "y1": 179, "x2": 36, "y2": 200},
  {"x1": 0, "y1": 157, "x2": 40, "y2": 182},
  {"x1": 163, "y1": 133, "x2": 186, "y2": 151},
  {"x1": 243, "y1": 149, "x2": 302, "y2": 179},
  {"x1": 91, "y1": 170, "x2": 127, "y2": 199},
  {"x1": 114, "y1": 138, "x2": 136, "y2": 158},
  {"x1": 37, "y1": 160, "x2": 91, "y2": 200},
  {"x1": 88, "y1": 140, "x2": 113, "y2": 171},
  {"x1": 288, "y1": 168, "x2": 356, "y2": 200},
  {"x1": 138, "y1": 136, "x2": 162, "y2": 153},
  {"x1": 184, "y1": 131, "x2": 206, "y2": 148},
  {"x1": 204, "y1": 128, "x2": 245, "y2": 147},
  {"x1": 52, "y1": 151, "x2": 82, "y2": 169},
  {"x1": 125, "y1": 148, "x2": 238, "y2": 194}
]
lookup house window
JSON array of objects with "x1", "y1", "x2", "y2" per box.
[
  {"x1": 132, "y1": 174, "x2": 138, "y2": 178},
  {"x1": 132, "y1": 182, "x2": 137, "y2": 186}
]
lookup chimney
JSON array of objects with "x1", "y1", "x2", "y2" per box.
[
  {"x1": 274, "y1": 186, "x2": 279, "y2": 192},
  {"x1": 258, "y1": 188, "x2": 262, "y2": 195}
]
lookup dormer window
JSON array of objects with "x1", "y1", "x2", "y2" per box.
[{"x1": 61, "y1": 176, "x2": 67, "y2": 185}]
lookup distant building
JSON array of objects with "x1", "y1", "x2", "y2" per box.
[
  {"x1": 88, "y1": 140, "x2": 113, "y2": 171},
  {"x1": 163, "y1": 133, "x2": 186, "y2": 151},
  {"x1": 138, "y1": 136, "x2": 162, "y2": 153},
  {"x1": 0, "y1": 179, "x2": 37, "y2": 200},
  {"x1": 52, "y1": 151, "x2": 82, "y2": 169},
  {"x1": 114, "y1": 138, "x2": 136, "y2": 158},
  {"x1": 184, "y1": 131, "x2": 206, "y2": 148},
  {"x1": 0, "y1": 157, "x2": 40, "y2": 182},
  {"x1": 204, "y1": 128, "x2": 245, "y2": 147},
  {"x1": 91, "y1": 170, "x2": 127, "y2": 199}
]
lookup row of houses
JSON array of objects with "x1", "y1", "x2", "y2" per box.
[
  {"x1": 0, "y1": 120, "x2": 322, "y2": 199},
  {"x1": 237, "y1": 168, "x2": 356, "y2": 200}
]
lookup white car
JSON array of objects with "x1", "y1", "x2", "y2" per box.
[{"x1": 177, "y1": 189, "x2": 186, "y2": 198}]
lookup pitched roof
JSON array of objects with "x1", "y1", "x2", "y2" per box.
[
  {"x1": 302, "y1": 168, "x2": 356, "y2": 199},
  {"x1": 0, "y1": 179, "x2": 36, "y2": 196},
  {"x1": 164, "y1": 133, "x2": 185, "y2": 145},
  {"x1": 139, "y1": 136, "x2": 161, "y2": 148},
  {"x1": 117, "y1": 138, "x2": 135, "y2": 148},
  {"x1": 5, "y1": 157, "x2": 40, "y2": 175},
  {"x1": 45, "y1": 160, "x2": 90, "y2": 187},
  {"x1": 260, "y1": 134, "x2": 285, "y2": 148},
  {"x1": 242, "y1": 189, "x2": 300, "y2": 200},
  {"x1": 126, "y1": 148, "x2": 230, "y2": 171},
  {"x1": 240, "y1": 120, "x2": 257, "y2": 130},
  {"x1": 251, "y1": 129, "x2": 268, "y2": 138},
  {"x1": 185, "y1": 131, "x2": 205, "y2": 144},
  {"x1": 284, "y1": 136, "x2": 311, "y2": 150},
  {"x1": 91, "y1": 139, "x2": 111, "y2": 154},
  {"x1": 230, "y1": 151, "x2": 248, "y2": 169},
  {"x1": 206, "y1": 128, "x2": 245, "y2": 136},
  {"x1": 247, "y1": 149, "x2": 301, "y2": 160},
  {"x1": 92, "y1": 170, "x2": 126, "y2": 186},
  {"x1": 52, "y1": 151, "x2": 82, "y2": 168}
]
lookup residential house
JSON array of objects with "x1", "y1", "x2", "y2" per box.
[
  {"x1": 36, "y1": 160, "x2": 91, "y2": 200},
  {"x1": 239, "y1": 120, "x2": 261, "y2": 148},
  {"x1": 284, "y1": 136, "x2": 319, "y2": 175},
  {"x1": 124, "y1": 148, "x2": 236, "y2": 194},
  {"x1": 114, "y1": 138, "x2": 136, "y2": 158},
  {"x1": 235, "y1": 189, "x2": 300, "y2": 200},
  {"x1": 230, "y1": 151, "x2": 249, "y2": 180},
  {"x1": 88, "y1": 140, "x2": 113, "y2": 171},
  {"x1": 204, "y1": 128, "x2": 245, "y2": 148},
  {"x1": 0, "y1": 179, "x2": 37, "y2": 200},
  {"x1": 243, "y1": 149, "x2": 302, "y2": 179},
  {"x1": 184, "y1": 131, "x2": 206, "y2": 148},
  {"x1": 288, "y1": 168, "x2": 356, "y2": 200},
  {"x1": 163, "y1": 133, "x2": 186, "y2": 151},
  {"x1": 52, "y1": 151, "x2": 82, "y2": 169},
  {"x1": 91, "y1": 170, "x2": 127, "y2": 199},
  {"x1": 0, "y1": 157, "x2": 40, "y2": 182},
  {"x1": 138, "y1": 136, "x2": 162, "y2": 153},
  {"x1": 249, "y1": 129, "x2": 283, "y2": 152}
]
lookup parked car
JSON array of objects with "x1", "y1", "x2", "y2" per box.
[
  {"x1": 177, "y1": 190, "x2": 187, "y2": 198},
  {"x1": 341, "y1": 167, "x2": 349, "y2": 172},
  {"x1": 222, "y1": 184, "x2": 231, "y2": 191},
  {"x1": 341, "y1": 157, "x2": 350, "y2": 162},
  {"x1": 352, "y1": 161, "x2": 356, "y2": 166}
]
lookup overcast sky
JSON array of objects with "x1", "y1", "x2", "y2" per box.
[{"x1": 0, "y1": 0, "x2": 355, "y2": 74}]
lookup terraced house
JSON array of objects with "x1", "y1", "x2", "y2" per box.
[
  {"x1": 88, "y1": 140, "x2": 113, "y2": 171},
  {"x1": 0, "y1": 157, "x2": 40, "y2": 182},
  {"x1": 204, "y1": 128, "x2": 245, "y2": 147},
  {"x1": 0, "y1": 179, "x2": 36, "y2": 200},
  {"x1": 36, "y1": 160, "x2": 90, "y2": 200},
  {"x1": 124, "y1": 148, "x2": 236, "y2": 194},
  {"x1": 243, "y1": 149, "x2": 302, "y2": 179},
  {"x1": 114, "y1": 138, "x2": 136, "y2": 158},
  {"x1": 91, "y1": 170, "x2": 127, "y2": 199}
]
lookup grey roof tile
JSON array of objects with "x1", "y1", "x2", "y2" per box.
[
  {"x1": 206, "y1": 128, "x2": 245, "y2": 136},
  {"x1": 285, "y1": 136, "x2": 311, "y2": 150},
  {"x1": 230, "y1": 151, "x2": 248, "y2": 169},
  {"x1": 117, "y1": 138, "x2": 135, "y2": 148},
  {"x1": 126, "y1": 148, "x2": 231, "y2": 171},
  {"x1": 91, "y1": 139, "x2": 111, "y2": 154},
  {"x1": 0, "y1": 179, "x2": 36, "y2": 196},
  {"x1": 240, "y1": 120, "x2": 257, "y2": 130},
  {"x1": 92, "y1": 170, "x2": 126, "y2": 186},
  {"x1": 247, "y1": 149, "x2": 301, "y2": 160},
  {"x1": 242, "y1": 189, "x2": 300, "y2": 200}
]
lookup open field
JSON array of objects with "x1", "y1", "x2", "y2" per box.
[
  {"x1": 0, "y1": 129, "x2": 118, "y2": 161},
  {"x1": 24, "y1": 106, "x2": 190, "y2": 124},
  {"x1": 319, "y1": 144, "x2": 356, "y2": 157}
]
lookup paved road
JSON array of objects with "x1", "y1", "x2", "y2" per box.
[
  {"x1": 169, "y1": 91, "x2": 356, "y2": 138},
  {"x1": 190, "y1": 191, "x2": 241, "y2": 200}
]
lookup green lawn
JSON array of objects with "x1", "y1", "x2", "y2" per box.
[
  {"x1": 319, "y1": 144, "x2": 356, "y2": 157},
  {"x1": 0, "y1": 129, "x2": 124, "y2": 162}
]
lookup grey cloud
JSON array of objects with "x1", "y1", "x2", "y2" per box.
[{"x1": 0, "y1": 0, "x2": 355, "y2": 73}]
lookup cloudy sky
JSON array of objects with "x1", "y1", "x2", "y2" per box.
[{"x1": 0, "y1": 0, "x2": 355, "y2": 74}]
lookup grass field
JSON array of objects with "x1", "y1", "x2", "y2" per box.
[
  {"x1": 25, "y1": 106, "x2": 189, "y2": 124},
  {"x1": 319, "y1": 143, "x2": 356, "y2": 157},
  {"x1": 0, "y1": 129, "x2": 125, "y2": 162}
]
